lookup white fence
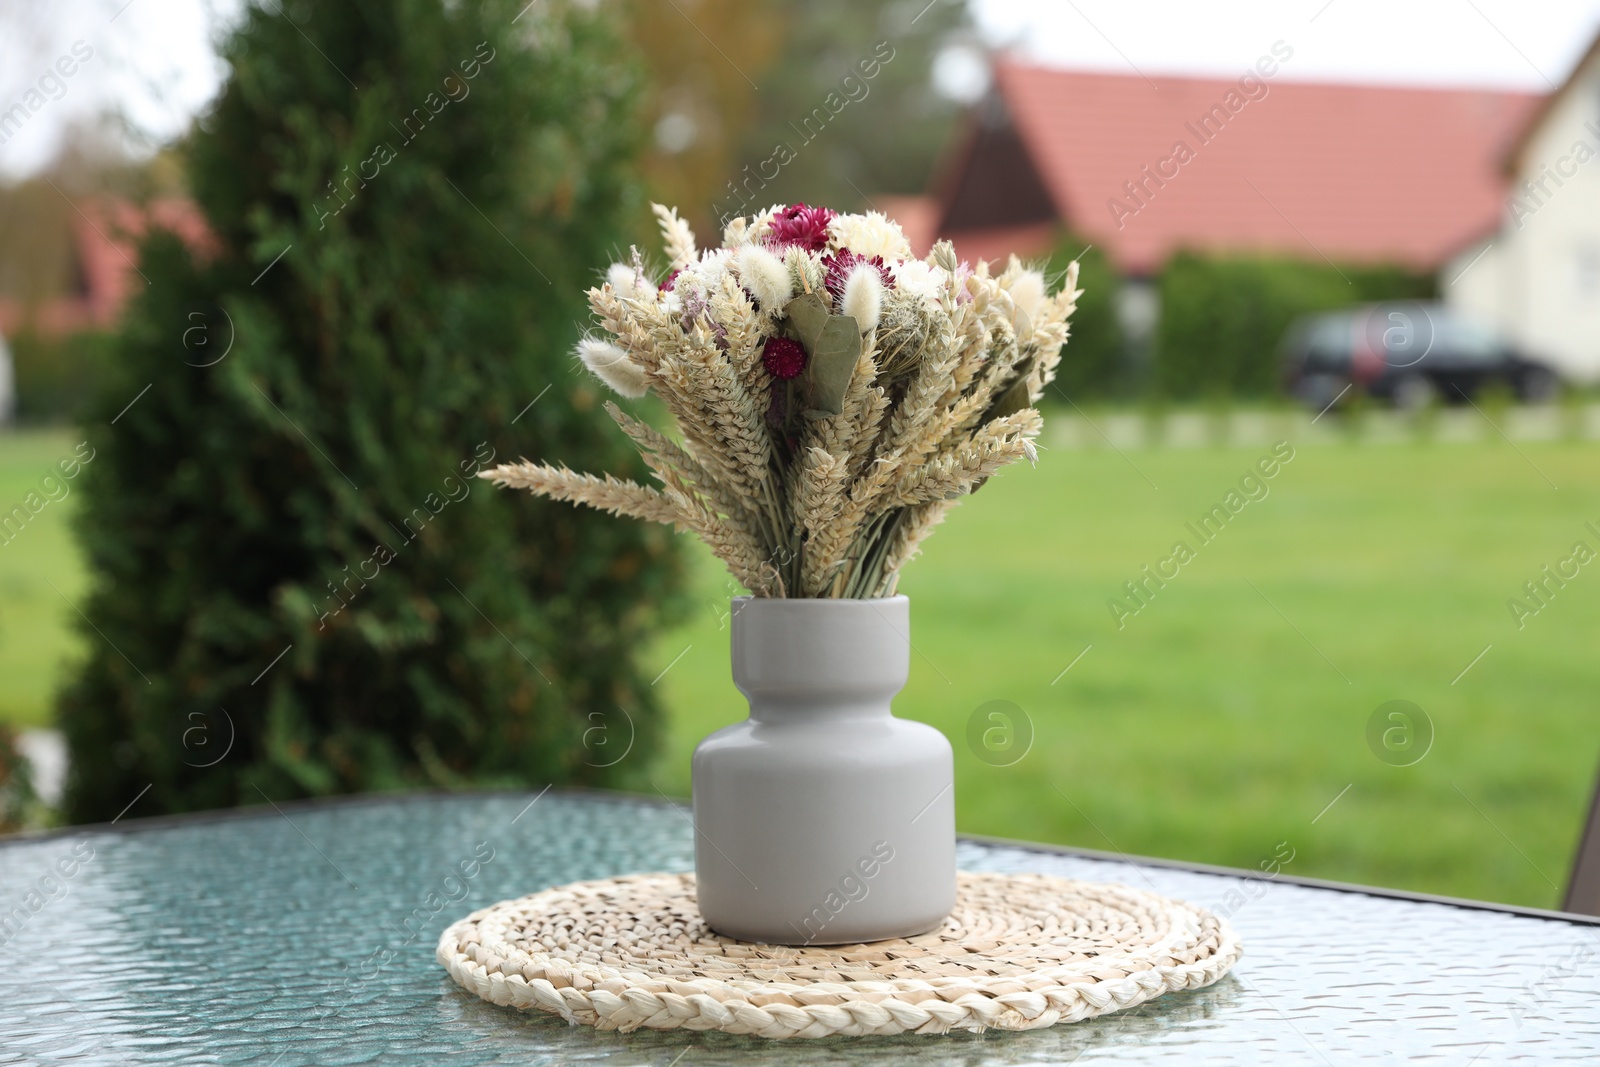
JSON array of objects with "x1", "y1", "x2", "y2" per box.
[{"x1": 1044, "y1": 404, "x2": 1600, "y2": 451}]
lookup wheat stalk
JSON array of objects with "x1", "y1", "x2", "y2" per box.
[
  {"x1": 481, "y1": 461, "x2": 687, "y2": 528},
  {"x1": 652, "y1": 203, "x2": 697, "y2": 273}
]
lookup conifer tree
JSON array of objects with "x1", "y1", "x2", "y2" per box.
[{"x1": 58, "y1": 0, "x2": 687, "y2": 821}]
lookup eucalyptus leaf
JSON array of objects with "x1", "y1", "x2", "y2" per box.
[
  {"x1": 783, "y1": 292, "x2": 829, "y2": 351},
  {"x1": 805, "y1": 314, "x2": 861, "y2": 415}
]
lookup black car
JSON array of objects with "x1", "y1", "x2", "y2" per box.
[{"x1": 1281, "y1": 303, "x2": 1560, "y2": 410}]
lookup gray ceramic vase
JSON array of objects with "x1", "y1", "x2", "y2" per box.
[{"x1": 692, "y1": 595, "x2": 956, "y2": 945}]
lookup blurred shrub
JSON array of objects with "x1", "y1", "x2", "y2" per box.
[
  {"x1": 8, "y1": 330, "x2": 117, "y2": 423},
  {"x1": 1154, "y1": 252, "x2": 1434, "y2": 399},
  {"x1": 624, "y1": 0, "x2": 780, "y2": 238},
  {"x1": 724, "y1": 0, "x2": 969, "y2": 218},
  {"x1": 0, "y1": 725, "x2": 36, "y2": 833},
  {"x1": 58, "y1": 0, "x2": 688, "y2": 821},
  {"x1": 1040, "y1": 234, "x2": 1124, "y2": 400}
]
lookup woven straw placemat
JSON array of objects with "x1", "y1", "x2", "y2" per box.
[{"x1": 437, "y1": 871, "x2": 1241, "y2": 1038}]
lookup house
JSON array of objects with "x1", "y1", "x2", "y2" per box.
[
  {"x1": 0, "y1": 195, "x2": 208, "y2": 424},
  {"x1": 903, "y1": 55, "x2": 1557, "y2": 362},
  {"x1": 1445, "y1": 36, "x2": 1600, "y2": 381},
  {"x1": 0, "y1": 196, "x2": 208, "y2": 339}
]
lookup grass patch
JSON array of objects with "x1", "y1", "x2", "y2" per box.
[{"x1": 0, "y1": 429, "x2": 88, "y2": 729}]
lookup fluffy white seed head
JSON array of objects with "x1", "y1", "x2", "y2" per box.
[
  {"x1": 841, "y1": 264, "x2": 884, "y2": 331},
  {"x1": 606, "y1": 262, "x2": 643, "y2": 300},
  {"x1": 1007, "y1": 269, "x2": 1047, "y2": 337},
  {"x1": 737, "y1": 243, "x2": 793, "y2": 312},
  {"x1": 576, "y1": 338, "x2": 649, "y2": 398}
]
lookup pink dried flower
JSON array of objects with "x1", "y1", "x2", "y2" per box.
[
  {"x1": 762, "y1": 336, "x2": 807, "y2": 380},
  {"x1": 766, "y1": 203, "x2": 835, "y2": 252}
]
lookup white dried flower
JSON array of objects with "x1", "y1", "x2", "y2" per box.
[
  {"x1": 576, "y1": 338, "x2": 649, "y2": 398},
  {"x1": 890, "y1": 259, "x2": 946, "y2": 303},
  {"x1": 736, "y1": 243, "x2": 792, "y2": 312},
  {"x1": 695, "y1": 248, "x2": 732, "y2": 291},
  {"x1": 841, "y1": 264, "x2": 883, "y2": 331},
  {"x1": 747, "y1": 203, "x2": 784, "y2": 242},
  {"x1": 829, "y1": 211, "x2": 913, "y2": 261}
]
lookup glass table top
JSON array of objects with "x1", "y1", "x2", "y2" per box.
[{"x1": 1, "y1": 790, "x2": 1597, "y2": 1064}]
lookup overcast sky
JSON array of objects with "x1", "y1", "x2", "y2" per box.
[
  {"x1": 2, "y1": 0, "x2": 1599, "y2": 179},
  {"x1": 969, "y1": 0, "x2": 1600, "y2": 91}
]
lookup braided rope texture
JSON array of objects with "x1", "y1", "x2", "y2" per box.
[{"x1": 436, "y1": 871, "x2": 1242, "y2": 1039}]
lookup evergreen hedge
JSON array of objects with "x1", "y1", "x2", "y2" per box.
[
  {"x1": 58, "y1": 0, "x2": 688, "y2": 821},
  {"x1": 1040, "y1": 234, "x2": 1124, "y2": 400},
  {"x1": 1154, "y1": 252, "x2": 1434, "y2": 399},
  {"x1": 7, "y1": 330, "x2": 117, "y2": 423}
]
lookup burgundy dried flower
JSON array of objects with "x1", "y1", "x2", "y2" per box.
[
  {"x1": 766, "y1": 203, "x2": 835, "y2": 252},
  {"x1": 662, "y1": 268, "x2": 681, "y2": 290},
  {"x1": 762, "y1": 336, "x2": 807, "y2": 380},
  {"x1": 822, "y1": 250, "x2": 892, "y2": 305}
]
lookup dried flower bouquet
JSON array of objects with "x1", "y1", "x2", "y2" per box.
[{"x1": 481, "y1": 203, "x2": 1081, "y2": 598}]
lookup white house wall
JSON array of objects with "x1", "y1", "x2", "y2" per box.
[
  {"x1": 1448, "y1": 54, "x2": 1600, "y2": 382},
  {"x1": 1446, "y1": 238, "x2": 1506, "y2": 336}
]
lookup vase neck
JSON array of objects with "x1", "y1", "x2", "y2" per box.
[
  {"x1": 729, "y1": 596, "x2": 912, "y2": 719},
  {"x1": 745, "y1": 691, "x2": 897, "y2": 724}
]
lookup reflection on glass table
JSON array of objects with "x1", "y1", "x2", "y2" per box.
[{"x1": 2, "y1": 791, "x2": 1597, "y2": 1064}]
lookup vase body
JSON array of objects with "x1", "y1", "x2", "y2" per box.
[{"x1": 692, "y1": 595, "x2": 956, "y2": 945}]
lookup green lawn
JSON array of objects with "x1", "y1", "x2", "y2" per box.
[
  {"x1": 4, "y1": 424, "x2": 1597, "y2": 909},
  {"x1": 0, "y1": 429, "x2": 86, "y2": 729}
]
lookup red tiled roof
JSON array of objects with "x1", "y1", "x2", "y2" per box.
[{"x1": 983, "y1": 60, "x2": 1541, "y2": 274}]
